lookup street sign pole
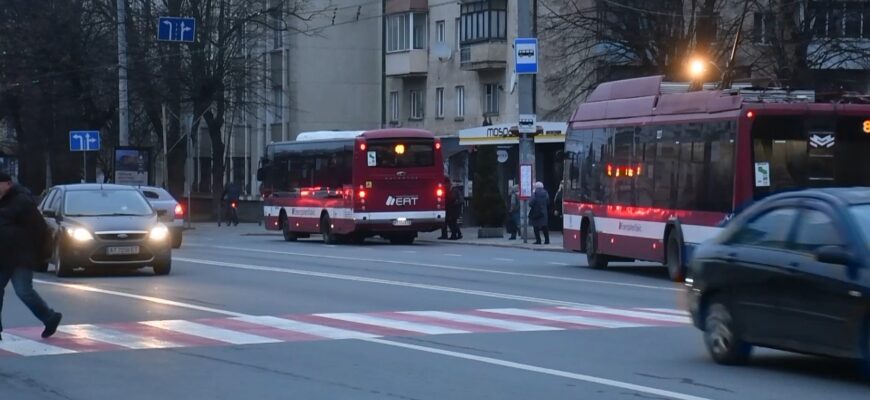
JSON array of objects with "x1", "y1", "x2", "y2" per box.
[{"x1": 516, "y1": 2, "x2": 537, "y2": 243}]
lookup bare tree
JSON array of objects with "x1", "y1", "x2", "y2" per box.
[{"x1": 539, "y1": 0, "x2": 747, "y2": 117}]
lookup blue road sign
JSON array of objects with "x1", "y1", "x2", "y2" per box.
[
  {"x1": 157, "y1": 17, "x2": 196, "y2": 42},
  {"x1": 515, "y1": 38, "x2": 538, "y2": 75},
  {"x1": 70, "y1": 131, "x2": 101, "y2": 152}
]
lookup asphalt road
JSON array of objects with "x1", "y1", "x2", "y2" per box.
[{"x1": 0, "y1": 224, "x2": 867, "y2": 400}]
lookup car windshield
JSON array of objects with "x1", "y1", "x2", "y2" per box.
[
  {"x1": 64, "y1": 190, "x2": 153, "y2": 216},
  {"x1": 850, "y1": 204, "x2": 870, "y2": 246}
]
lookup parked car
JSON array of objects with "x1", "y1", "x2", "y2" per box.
[
  {"x1": 138, "y1": 185, "x2": 184, "y2": 248},
  {"x1": 686, "y1": 188, "x2": 870, "y2": 373},
  {"x1": 38, "y1": 184, "x2": 172, "y2": 276}
]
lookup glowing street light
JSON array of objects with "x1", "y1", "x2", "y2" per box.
[{"x1": 689, "y1": 59, "x2": 707, "y2": 79}]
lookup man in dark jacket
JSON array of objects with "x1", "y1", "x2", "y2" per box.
[
  {"x1": 0, "y1": 172, "x2": 62, "y2": 340},
  {"x1": 528, "y1": 181, "x2": 550, "y2": 245},
  {"x1": 446, "y1": 182, "x2": 463, "y2": 240}
]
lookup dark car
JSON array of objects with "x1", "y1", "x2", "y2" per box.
[
  {"x1": 38, "y1": 184, "x2": 172, "y2": 276},
  {"x1": 686, "y1": 188, "x2": 870, "y2": 372}
]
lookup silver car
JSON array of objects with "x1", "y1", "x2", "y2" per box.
[{"x1": 138, "y1": 186, "x2": 184, "y2": 248}]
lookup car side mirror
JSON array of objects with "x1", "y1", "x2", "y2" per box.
[
  {"x1": 814, "y1": 246, "x2": 855, "y2": 266},
  {"x1": 42, "y1": 209, "x2": 56, "y2": 219}
]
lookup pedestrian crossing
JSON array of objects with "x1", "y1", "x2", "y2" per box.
[{"x1": 0, "y1": 305, "x2": 690, "y2": 358}]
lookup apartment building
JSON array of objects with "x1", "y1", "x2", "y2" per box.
[{"x1": 383, "y1": 0, "x2": 571, "y2": 196}]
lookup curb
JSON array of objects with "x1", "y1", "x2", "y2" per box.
[{"x1": 415, "y1": 238, "x2": 567, "y2": 253}]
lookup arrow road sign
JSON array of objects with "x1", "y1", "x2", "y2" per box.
[
  {"x1": 515, "y1": 38, "x2": 538, "y2": 75},
  {"x1": 157, "y1": 17, "x2": 196, "y2": 42},
  {"x1": 70, "y1": 131, "x2": 101, "y2": 152}
]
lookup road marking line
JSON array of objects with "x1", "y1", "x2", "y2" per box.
[
  {"x1": 546, "y1": 262, "x2": 570, "y2": 266},
  {"x1": 0, "y1": 334, "x2": 77, "y2": 356},
  {"x1": 33, "y1": 279, "x2": 246, "y2": 317},
  {"x1": 140, "y1": 320, "x2": 281, "y2": 345},
  {"x1": 638, "y1": 308, "x2": 691, "y2": 316},
  {"x1": 361, "y1": 338, "x2": 711, "y2": 400},
  {"x1": 402, "y1": 250, "x2": 417, "y2": 254},
  {"x1": 494, "y1": 257, "x2": 514, "y2": 262},
  {"x1": 57, "y1": 324, "x2": 181, "y2": 349},
  {"x1": 233, "y1": 316, "x2": 378, "y2": 340},
  {"x1": 444, "y1": 253, "x2": 462, "y2": 257},
  {"x1": 192, "y1": 244, "x2": 678, "y2": 292},
  {"x1": 174, "y1": 257, "x2": 616, "y2": 308},
  {"x1": 398, "y1": 311, "x2": 560, "y2": 332},
  {"x1": 556, "y1": 306, "x2": 690, "y2": 324},
  {"x1": 480, "y1": 308, "x2": 647, "y2": 329},
  {"x1": 315, "y1": 313, "x2": 468, "y2": 335}
]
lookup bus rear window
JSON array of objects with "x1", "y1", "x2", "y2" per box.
[{"x1": 366, "y1": 139, "x2": 434, "y2": 168}]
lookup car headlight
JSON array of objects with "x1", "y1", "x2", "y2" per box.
[
  {"x1": 150, "y1": 224, "x2": 170, "y2": 241},
  {"x1": 67, "y1": 227, "x2": 93, "y2": 242}
]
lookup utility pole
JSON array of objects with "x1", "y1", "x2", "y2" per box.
[
  {"x1": 517, "y1": 0, "x2": 535, "y2": 243},
  {"x1": 117, "y1": 0, "x2": 130, "y2": 146},
  {"x1": 162, "y1": 104, "x2": 169, "y2": 188}
]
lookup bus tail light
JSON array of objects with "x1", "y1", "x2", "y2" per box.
[
  {"x1": 358, "y1": 189, "x2": 367, "y2": 199},
  {"x1": 436, "y1": 187, "x2": 444, "y2": 198},
  {"x1": 435, "y1": 139, "x2": 442, "y2": 150},
  {"x1": 359, "y1": 142, "x2": 367, "y2": 151},
  {"x1": 174, "y1": 204, "x2": 184, "y2": 217}
]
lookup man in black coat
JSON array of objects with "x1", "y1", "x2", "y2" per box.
[{"x1": 0, "y1": 172, "x2": 62, "y2": 340}]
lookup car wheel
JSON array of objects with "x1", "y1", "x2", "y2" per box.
[
  {"x1": 585, "y1": 225, "x2": 609, "y2": 269},
  {"x1": 54, "y1": 244, "x2": 72, "y2": 277},
  {"x1": 389, "y1": 234, "x2": 415, "y2": 245},
  {"x1": 704, "y1": 302, "x2": 752, "y2": 365},
  {"x1": 320, "y1": 215, "x2": 337, "y2": 244},
  {"x1": 172, "y1": 232, "x2": 183, "y2": 249},
  {"x1": 281, "y1": 216, "x2": 297, "y2": 242},
  {"x1": 666, "y1": 232, "x2": 686, "y2": 282},
  {"x1": 153, "y1": 258, "x2": 172, "y2": 276}
]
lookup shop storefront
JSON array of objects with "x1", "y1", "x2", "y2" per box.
[{"x1": 454, "y1": 122, "x2": 567, "y2": 228}]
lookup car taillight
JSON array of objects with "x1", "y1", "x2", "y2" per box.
[{"x1": 174, "y1": 204, "x2": 184, "y2": 217}]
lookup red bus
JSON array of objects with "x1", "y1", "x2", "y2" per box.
[
  {"x1": 562, "y1": 75, "x2": 870, "y2": 281},
  {"x1": 257, "y1": 129, "x2": 446, "y2": 244}
]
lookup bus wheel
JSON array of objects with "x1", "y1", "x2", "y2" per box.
[
  {"x1": 281, "y1": 216, "x2": 297, "y2": 242},
  {"x1": 321, "y1": 215, "x2": 338, "y2": 244},
  {"x1": 585, "y1": 225, "x2": 609, "y2": 269},
  {"x1": 666, "y1": 231, "x2": 686, "y2": 282}
]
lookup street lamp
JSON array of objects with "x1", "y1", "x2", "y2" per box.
[{"x1": 689, "y1": 59, "x2": 707, "y2": 80}]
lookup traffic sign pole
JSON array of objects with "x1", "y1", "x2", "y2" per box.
[{"x1": 516, "y1": 5, "x2": 537, "y2": 243}]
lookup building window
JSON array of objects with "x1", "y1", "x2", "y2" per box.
[
  {"x1": 435, "y1": 20, "x2": 445, "y2": 43},
  {"x1": 484, "y1": 83, "x2": 499, "y2": 115},
  {"x1": 460, "y1": 0, "x2": 507, "y2": 44},
  {"x1": 436, "y1": 88, "x2": 444, "y2": 118},
  {"x1": 389, "y1": 91, "x2": 400, "y2": 122},
  {"x1": 456, "y1": 86, "x2": 465, "y2": 118},
  {"x1": 809, "y1": 1, "x2": 870, "y2": 39},
  {"x1": 386, "y1": 12, "x2": 427, "y2": 52},
  {"x1": 455, "y1": 17, "x2": 461, "y2": 49},
  {"x1": 272, "y1": 87, "x2": 283, "y2": 121},
  {"x1": 410, "y1": 90, "x2": 424, "y2": 120},
  {"x1": 752, "y1": 12, "x2": 775, "y2": 44}
]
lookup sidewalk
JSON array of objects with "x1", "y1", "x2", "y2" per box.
[
  {"x1": 416, "y1": 228, "x2": 564, "y2": 252},
  {"x1": 204, "y1": 222, "x2": 565, "y2": 252}
]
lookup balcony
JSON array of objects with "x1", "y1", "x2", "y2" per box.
[
  {"x1": 386, "y1": 50, "x2": 428, "y2": 77},
  {"x1": 460, "y1": 41, "x2": 507, "y2": 71}
]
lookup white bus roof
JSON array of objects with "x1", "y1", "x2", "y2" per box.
[{"x1": 295, "y1": 131, "x2": 367, "y2": 141}]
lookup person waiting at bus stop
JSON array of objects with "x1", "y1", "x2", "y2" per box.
[
  {"x1": 529, "y1": 181, "x2": 550, "y2": 245},
  {"x1": 438, "y1": 176, "x2": 451, "y2": 239},
  {"x1": 445, "y1": 182, "x2": 463, "y2": 240}
]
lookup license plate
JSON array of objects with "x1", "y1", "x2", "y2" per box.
[
  {"x1": 107, "y1": 246, "x2": 140, "y2": 256},
  {"x1": 393, "y1": 218, "x2": 411, "y2": 226}
]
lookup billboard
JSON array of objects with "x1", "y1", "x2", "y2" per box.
[{"x1": 114, "y1": 147, "x2": 150, "y2": 186}]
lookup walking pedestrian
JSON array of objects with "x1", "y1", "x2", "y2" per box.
[
  {"x1": 446, "y1": 182, "x2": 463, "y2": 240},
  {"x1": 507, "y1": 184, "x2": 520, "y2": 240},
  {"x1": 552, "y1": 182, "x2": 564, "y2": 231},
  {"x1": 0, "y1": 172, "x2": 62, "y2": 340},
  {"x1": 528, "y1": 181, "x2": 550, "y2": 245}
]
